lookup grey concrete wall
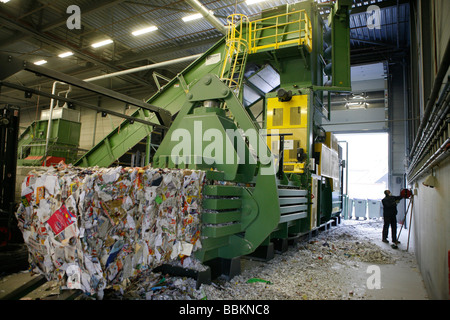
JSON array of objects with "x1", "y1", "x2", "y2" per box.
[
  {"x1": 409, "y1": 0, "x2": 450, "y2": 300},
  {"x1": 412, "y1": 157, "x2": 450, "y2": 300}
]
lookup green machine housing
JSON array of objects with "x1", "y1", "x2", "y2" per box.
[
  {"x1": 18, "y1": 107, "x2": 81, "y2": 166},
  {"x1": 74, "y1": 0, "x2": 352, "y2": 272}
]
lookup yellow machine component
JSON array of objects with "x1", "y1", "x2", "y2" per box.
[
  {"x1": 266, "y1": 95, "x2": 308, "y2": 174},
  {"x1": 249, "y1": 9, "x2": 313, "y2": 54}
]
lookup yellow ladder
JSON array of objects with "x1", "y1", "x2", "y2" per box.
[{"x1": 220, "y1": 14, "x2": 250, "y2": 99}]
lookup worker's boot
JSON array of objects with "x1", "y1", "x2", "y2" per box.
[{"x1": 391, "y1": 240, "x2": 400, "y2": 249}]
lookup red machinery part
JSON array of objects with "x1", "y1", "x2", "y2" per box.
[
  {"x1": 400, "y1": 188, "x2": 412, "y2": 199},
  {"x1": 23, "y1": 156, "x2": 66, "y2": 166},
  {"x1": 0, "y1": 226, "x2": 11, "y2": 247}
]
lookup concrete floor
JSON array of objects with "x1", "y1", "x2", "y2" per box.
[
  {"x1": 0, "y1": 272, "x2": 60, "y2": 300},
  {"x1": 235, "y1": 219, "x2": 429, "y2": 300},
  {"x1": 332, "y1": 219, "x2": 429, "y2": 300},
  {"x1": 0, "y1": 219, "x2": 429, "y2": 300}
]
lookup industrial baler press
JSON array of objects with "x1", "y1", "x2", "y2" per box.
[{"x1": 2, "y1": 0, "x2": 353, "y2": 292}]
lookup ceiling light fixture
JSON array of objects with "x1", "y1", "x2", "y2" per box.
[
  {"x1": 182, "y1": 13, "x2": 203, "y2": 22},
  {"x1": 58, "y1": 51, "x2": 73, "y2": 58},
  {"x1": 34, "y1": 60, "x2": 47, "y2": 65},
  {"x1": 91, "y1": 39, "x2": 113, "y2": 48},
  {"x1": 132, "y1": 26, "x2": 158, "y2": 36}
]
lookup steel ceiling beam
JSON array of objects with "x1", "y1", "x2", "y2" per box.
[
  {"x1": 185, "y1": 0, "x2": 227, "y2": 35},
  {"x1": 0, "y1": 80, "x2": 166, "y2": 130},
  {"x1": 0, "y1": 53, "x2": 172, "y2": 127},
  {"x1": 349, "y1": 0, "x2": 409, "y2": 14},
  {"x1": 0, "y1": 11, "x2": 152, "y2": 87},
  {"x1": 124, "y1": 1, "x2": 228, "y2": 19},
  {"x1": 114, "y1": 35, "x2": 221, "y2": 65},
  {"x1": 39, "y1": 0, "x2": 157, "y2": 64},
  {"x1": 0, "y1": 0, "x2": 127, "y2": 49},
  {"x1": 39, "y1": 0, "x2": 127, "y2": 32}
]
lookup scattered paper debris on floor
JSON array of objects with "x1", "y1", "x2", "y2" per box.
[
  {"x1": 14, "y1": 164, "x2": 419, "y2": 300},
  {"x1": 200, "y1": 220, "x2": 400, "y2": 301}
]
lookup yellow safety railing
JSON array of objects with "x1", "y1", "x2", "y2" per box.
[
  {"x1": 248, "y1": 9, "x2": 312, "y2": 54},
  {"x1": 220, "y1": 14, "x2": 250, "y2": 97},
  {"x1": 220, "y1": 10, "x2": 312, "y2": 96}
]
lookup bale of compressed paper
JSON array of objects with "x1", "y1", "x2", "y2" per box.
[{"x1": 15, "y1": 164, "x2": 205, "y2": 297}]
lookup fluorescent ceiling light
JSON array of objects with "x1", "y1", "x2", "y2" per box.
[
  {"x1": 91, "y1": 39, "x2": 113, "y2": 48},
  {"x1": 132, "y1": 26, "x2": 158, "y2": 36},
  {"x1": 246, "y1": 0, "x2": 267, "y2": 5},
  {"x1": 34, "y1": 60, "x2": 47, "y2": 65},
  {"x1": 182, "y1": 13, "x2": 203, "y2": 22},
  {"x1": 58, "y1": 51, "x2": 73, "y2": 58}
]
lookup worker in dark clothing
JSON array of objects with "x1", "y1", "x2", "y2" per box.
[{"x1": 381, "y1": 190, "x2": 403, "y2": 245}]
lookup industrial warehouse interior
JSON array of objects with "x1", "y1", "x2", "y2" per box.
[{"x1": 0, "y1": 0, "x2": 448, "y2": 306}]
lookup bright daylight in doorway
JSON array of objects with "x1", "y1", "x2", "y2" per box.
[{"x1": 336, "y1": 132, "x2": 388, "y2": 200}]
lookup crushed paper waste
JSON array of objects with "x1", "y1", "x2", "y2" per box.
[
  {"x1": 15, "y1": 164, "x2": 206, "y2": 297},
  {"x1": 101, "y1": 269, "x2": 207, "y2": 300}
]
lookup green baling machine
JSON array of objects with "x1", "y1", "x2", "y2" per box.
[
  {"x1": 17, "y1": 107, "x2": 81, "y2": 167},
  {"x1": 74, "y1": 0, "x2": 353, "y2": 275}
]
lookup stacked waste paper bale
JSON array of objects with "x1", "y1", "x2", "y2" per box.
[{"x1": 15, "y1": 164, "x2": 205, "y2": 297}]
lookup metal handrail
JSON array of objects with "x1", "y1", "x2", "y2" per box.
[
  {"x1": 220, "y1": 10, "x2": 312, "y2": 96},
  {"x1": 220, "y1": 14, "x2": 250, "y2": 96},
  {"x1": 249, "y1": 9, "x2": 312, "y2": 54}
]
